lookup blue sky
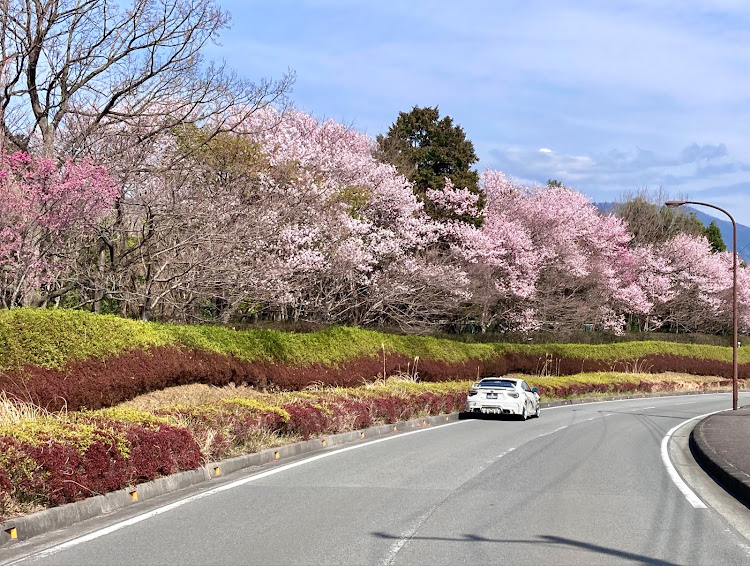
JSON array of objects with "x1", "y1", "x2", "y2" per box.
[{"x1": 210, "y1": 0, "x2": 750, "y2": 226}]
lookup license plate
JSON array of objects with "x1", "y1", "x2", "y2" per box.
[{"x1": 486, "y1": 392, "x2": 497, "y2": 399}]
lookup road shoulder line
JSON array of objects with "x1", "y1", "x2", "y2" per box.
[{"x1": 661, "y1": 411, "x2": 723, "y2": 508}]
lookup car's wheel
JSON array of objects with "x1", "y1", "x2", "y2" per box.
[
  {"x1": 521, "y1": 404, "x2": 528, "y2": 421},
  {"x1": 535, "y1": 404, "x2": 541, "y2": 418}
]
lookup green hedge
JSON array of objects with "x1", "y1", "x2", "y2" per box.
[{"x1": 0, "y1": 308, "x2": 746, "y2": 372}]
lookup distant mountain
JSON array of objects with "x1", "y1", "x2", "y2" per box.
[
  {"x1": 687, "y1": 208, "x2": 750, "y2": 263},
  {"x1": 595, "y1": 202, "x2": 750, "y2": 263}
]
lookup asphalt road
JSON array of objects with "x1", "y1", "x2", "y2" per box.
[{"x1": 5, "y1": 393, "x2": 750, "y2": 566}]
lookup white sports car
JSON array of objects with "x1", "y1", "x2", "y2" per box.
[{"x1": 466, "y1": 377, "x2": 541, "y2": 419}]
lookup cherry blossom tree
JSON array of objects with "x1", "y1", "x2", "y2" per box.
[
  {"x1": 651, "y1": 234, "x2": 733, "y2": 333},
  {"x1": 228, "y1": 108, "x2": 467, "y2": 328},
  {"x1": 440, "y1": 171, "x2": 636, "y2": 334},
  {"x1": 0, "y1": 151, "x2": 118, "y2": 307}
]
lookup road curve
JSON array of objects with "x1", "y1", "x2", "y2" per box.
[{"x1": 5, "y1": 394, "x2": 750, "y2": 566}]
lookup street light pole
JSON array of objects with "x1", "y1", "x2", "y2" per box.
[{"x1": 665, "y1": 200, "x2": 738, "y2": 410}]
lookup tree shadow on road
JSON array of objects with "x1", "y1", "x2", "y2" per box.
[{"x1": 372, "y1": 532, "x2": 681, "y2": 566}]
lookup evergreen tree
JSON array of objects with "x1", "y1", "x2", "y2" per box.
[
  {"x1": 376, "y1": 106, "x2": 481, "y2": 223},
  {"x1": 704, "y1": 221, "x2": 727, "y2": 253}
]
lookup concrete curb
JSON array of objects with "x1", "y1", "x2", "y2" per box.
[
  {"x1": 0, "y1": 388, "x2": 739, "y2": 549},
  {"x1": 0, "y1": 413, "x2": 457, "y2": 548},
  {"x1": 690, "y1": 412, "x2": 750, "y2": 508}
]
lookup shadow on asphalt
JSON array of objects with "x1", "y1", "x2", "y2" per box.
[
  {"x1": 372, "y1": 532, "x2": 681, "y2": 566},
  {"x1": 457, "y1": 411, "x2": 524, "y2": 421}
]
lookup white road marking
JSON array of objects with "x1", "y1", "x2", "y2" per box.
[
  {"x1": 537, "y1": 425, "x2": 568, "y2": 438},
  {"x1": 660, "y1": 410, "x2": 724, "y2": 509},
  {"x1": 495, "y1": 447, "x2": 516, "y2": 459},
  {"x1": 8, "y1": 420, "x2": 471, "y2": 564},
  {"x1": 378, "y1": 509, "x2": 433, "y2": 566}
]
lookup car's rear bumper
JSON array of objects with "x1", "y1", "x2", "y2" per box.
[{"x1": 466, "y1": 399, "x2": 523, "y2": 415}]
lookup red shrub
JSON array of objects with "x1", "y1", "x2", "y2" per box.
[
  {"x1": 2, "y1": 345, "x2": 749, "y2": 411},
  {"x1": 326, "y1": 399, "x2": 372, "y2": 431},
  {"x1": 591, "y1": 383, "x2": 610, "y2": 394},
  {"x1": 613, "y1": 381, "x2": 638, "y2": 394},
  {"x1": 368, "y1": 395, "x2": 416, "y2": 423},
  {"x1": 282, "y1": 403, "x2": 332, "y2": 439},
  {"x1": 0, "y1": 421, "x2": 202, "y2": 518},
  {"x1": 125, "y1": 425, "x2": 202, "y2": 482}
]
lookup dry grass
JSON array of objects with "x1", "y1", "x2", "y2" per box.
[
  {"x1": 223, "y1": 429, "x2": 298, "y2": 459},
  {"x1": 653, "y1": 372, "x2": 726, "y2": 391},
  {"x1": 119, "y1": 371, "x2": 731, "y2": 411},
  {"x1": 120, "y1": 383, "x2": 265, "y2": 411},
  {"x1": 611, "y1": 358, "x2": 655, "y2": 373},
  {"x1": 0, "y1": 391, "x2": 58, "y2": 426},
  {"x1": 5, "y1": 371, "x2": 734, "y2": 425}
]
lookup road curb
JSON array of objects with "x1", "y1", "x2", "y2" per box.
[
  {"x1": 0, "y1": 413, "x2": 458, "y2": 549},
  {"x1": 690, "y1": 409, "x2": 750, "y2": 508}
]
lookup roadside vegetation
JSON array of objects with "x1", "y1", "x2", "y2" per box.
[
  {"x1": 0, "y1": 309, "x2": 747, "y2": 415},
  {"x1": 0, "y1": 307, "x2": 742, "y2": 522}
]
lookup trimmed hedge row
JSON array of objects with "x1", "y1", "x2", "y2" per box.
[
  {"x1": 1, "y1": 344, "x2": 747, "y2": 412},
  {"x1": 1, "y1": 309, "x2": 748, "y2": 412},
  {"x1": 1, "y1": 308, "x2": 747, "y2": 372},
  {"x1": 0, "y1": 417, "x2": 201, "y2": 520}
]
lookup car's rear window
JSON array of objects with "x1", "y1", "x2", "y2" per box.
[{"x1": 478, "y1": 380, "x2": 515, "y2": 388}]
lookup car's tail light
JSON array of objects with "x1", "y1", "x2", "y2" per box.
[
  {"x1": 467, "y1": 389, "x2": 478, "y2": 397},
  {"x1": 508, "y1": 392, "x2": 519, "y2": 398}
]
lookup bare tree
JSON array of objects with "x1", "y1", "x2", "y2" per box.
[
  {"x1": 613, "y1": 189, "x2": 705, "y2": 247},
  {"x1": 0, "y1": 0, "x2": 292, "y2": 157}
]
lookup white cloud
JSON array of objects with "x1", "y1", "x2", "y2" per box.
[{"x1": 213, "y1": 1, "x2": 750, "y2": 222}]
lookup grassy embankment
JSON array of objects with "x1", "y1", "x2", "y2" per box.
[{"x1": 0, "y1": 308, "x2": 745, "y2": 520}]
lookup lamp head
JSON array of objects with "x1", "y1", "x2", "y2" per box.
[{"x1": 665, "y1": 200, "x2": 687, "y2": 207}]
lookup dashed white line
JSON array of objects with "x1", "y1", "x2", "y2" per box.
[
  {"x1": 379, "y1": 508, "x2": 434, "y2": 566},
  {"x1": 537, "y1": 425, "x2": 568, "y2": 438},
  {"x1": 495, "y1": 447, "x2": 516, "y2": 459}
]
